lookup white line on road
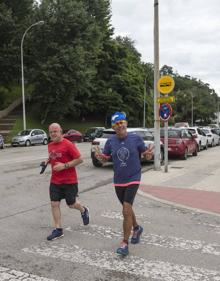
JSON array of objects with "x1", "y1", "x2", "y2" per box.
[
  {"x1": 101, "y1": 210, "x2": 151, "y2": 224},
  {"x1": 23, "y1": 243, "x2": 220, "y2": 281},
  {"x1": 65, "y1": 223, "x2": 220, "y2": 256},
  {"x1": 0, "y1": 265, "x2": 57, "y2": 281}
]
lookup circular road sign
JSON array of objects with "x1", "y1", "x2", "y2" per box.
[
  {"x1": 159, "y1": 103, "x2": 173, "y2": 121},
  {"x1": 157, "y1": 75, "x2": 175, "y2": 94}
]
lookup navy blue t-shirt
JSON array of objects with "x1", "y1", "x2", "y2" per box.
[{"x1": 103, "y1": 133, "x2": 147, "y2": 186}]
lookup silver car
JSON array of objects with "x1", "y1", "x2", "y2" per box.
[{"x1": 11, "y1": 129, "x2": 48, "y2": 147}]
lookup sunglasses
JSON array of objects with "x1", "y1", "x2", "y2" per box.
[{"x1": 113, "y1": 120, "x2": 126, "y2": 126}]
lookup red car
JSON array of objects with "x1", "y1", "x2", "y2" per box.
[
  {"x1": 63, "y1": 129, "x2": 82, "y2": 143},
  {"x1": 160, "y1": 128, "x2": 198, "y2": 160}
]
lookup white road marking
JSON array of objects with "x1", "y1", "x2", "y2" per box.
[
  {"x1": 23, "y1": 243, "x2": 220, "y2": 281},
  {"x1": 101, "y1": 211, "x2": 151, "y2": 224},
  {"x1": 65, "y1": 224, "x2": 220, "y2": 256},
  {"x1": 198, "y1": 222, "x2": 220, "y2": 234},
  {"x1": 0, "y1": 265, "x2": 57, "y2": 281}
]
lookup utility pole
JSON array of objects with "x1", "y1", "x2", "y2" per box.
[
  {"x1": 191, "y1": 92, "x2": 193, "y2": 126},
  {"x1": 154, "y1": 0, "x2": 161, "y2": 170},
  {"x1": 143, "y1": 78, "x2": 146, "y2": 128}
]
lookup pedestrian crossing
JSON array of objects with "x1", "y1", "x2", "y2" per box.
[
  {"x1": 22, "y1": 243, "x2": 220, "y2": 281},
  {"x1": 63, "y1": 223, "x2": 220, "y2": 256},
  {"x1": 0, "y1": 266, "x2": 57, "y2": 281},
  {"x1": 18, "y1": 210, "x2": 220, "y2": 280}
]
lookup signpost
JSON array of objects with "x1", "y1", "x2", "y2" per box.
[{"x1": 157, "y1": 76, "x2": 175, "y2": 172}]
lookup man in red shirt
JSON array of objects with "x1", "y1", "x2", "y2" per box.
[{"x1": 45, "y1": 123, "x2": 89, "y2": 241}]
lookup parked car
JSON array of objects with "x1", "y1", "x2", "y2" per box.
[
  {"x1": 91, "y1": 128, "x2": 164, "y2": 167},
  {"x1": 160, "y1": 127, "x2": 198, "y2": 160},
  {"x1": 210, "y1": 128, "x2": 220, "y2": 139},
  {"x1": 201, "y1": 127, "x2": 219, "y2": 147},
  {"x1": 11, "y1": 129, "x2": 48, "y2": 147},
  {"x1": 187, "y1": 127, "x2": 208, "y2": 151},
  {"x1": 0, "y1": 134, "x2": 4, "y2": 149},
  {"x1": 174, "y1": 122, "x2": 189, "y2": 128},
  {"x1": 63, "y1": 129, "x2": 82, "y2": 143},
  {"x1": 83, "y1": 127, "x2": 105, "y2": 142}
]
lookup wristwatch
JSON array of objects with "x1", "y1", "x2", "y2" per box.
[{"x1": 64, "y1": 163, "x2": 69, "y2": 169}]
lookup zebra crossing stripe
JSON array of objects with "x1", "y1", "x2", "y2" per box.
[
  {"x1": 0, "y1": 265, "x2": 57, "y2": 281},
  {"x1": 65, "y1": 224, "x2": 220, "y2": 256},
  {"x1": 22, "y1": 243, "x2": 220, "y2": 280}
]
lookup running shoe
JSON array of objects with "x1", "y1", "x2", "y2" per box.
[
  {"x1": 131, "y1": 225, "x2": 143, "y2": 244},
  {"x1": 47, "y1": 228, "x2": 64, "y2": 241},
  {"x1": 81, "y1": 207, "x2": 89, "y2": 225},
  {"x1": 116, "y1": 241, "x2": 129, "y2": 256}
]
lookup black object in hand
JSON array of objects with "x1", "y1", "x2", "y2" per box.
[{"x1": 40, "y1": 162, "x2": 47, "y2": 174}]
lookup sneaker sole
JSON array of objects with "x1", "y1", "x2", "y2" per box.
[{"x1": 47, "y1": 234, "x2": 64, "y2": 241}]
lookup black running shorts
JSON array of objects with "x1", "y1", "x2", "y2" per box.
[
  {"x1": 49, "y1": 183, "x2": 78, "y2": 205},
  {"x1": 115, "y1": 184, "x2": 139, "y2": 205}
]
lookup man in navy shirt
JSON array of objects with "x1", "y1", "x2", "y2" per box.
[{"x1": 96, "y1": 112, "x2": 153, "y2": 256}]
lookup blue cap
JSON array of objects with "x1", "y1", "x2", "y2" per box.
[{"x1": 111, "y1": 112, "x2": 126, "y2": 126}]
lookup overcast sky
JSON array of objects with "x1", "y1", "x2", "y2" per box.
[{"x1": 111, "y1": 0, "x2": 220, "y2": 95}]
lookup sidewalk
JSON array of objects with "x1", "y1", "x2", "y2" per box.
[{"x1": 140, "y1": 146, "x2": 220, "y2": 216}]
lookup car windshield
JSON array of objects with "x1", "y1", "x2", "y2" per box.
[
  {"x1": 67, "y1": 130, "x2": 76, "y2": 134},
  {"x1": 188, "y1": 129, "x2": 196, "y2": 134},
  {"x1": 18, "y1": 130, "x2": 32, "y2": 136},
  {"x1": 161, "y1": 129, "x2": 181, "y2": 138},
  {"x1": 203, "y1": 129, "x2": 209, "y2": 134},
  {"x1": 85, "y1": 128, "x2": 96, "y2": 134},
  {"x1": 101, "y1": 131, "x2": 116, "y2": 138}
]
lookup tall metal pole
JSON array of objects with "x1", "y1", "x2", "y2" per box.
[
  {"x1": 143, "y1": 78, "x2": 146, "y2": 128},
  {"x1": 218, "y1": 99, "x2": 219, "y2": 127},
  {"x1": 21, "y1": 21, "x2": 44, "y2": 130},
  {"x1": 154, "y1": 0, "x2": 161, "y2": 170},
  {"x1": 191, "y1": 93, "x2": 193, "y2": 126}
]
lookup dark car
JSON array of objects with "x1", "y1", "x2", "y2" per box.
[
  {"x1": 63, "y1": 129, "x2": 82, "y2": 143},
  {"x1": 160, "y1": 127, "x2": 198, "y2": 160},
  {"x1": 83, "y1": 127, "x2": 105, "y2": 142},
  {"x1": 0, "y1": 134, "x2": 4, "y2": 149}
]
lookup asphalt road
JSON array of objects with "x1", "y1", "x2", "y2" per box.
[{"x1": 0, "y1": 143, "x2": 220, "y2": 281}]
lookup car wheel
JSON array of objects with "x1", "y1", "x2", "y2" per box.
[
  {"x1": 211, "y1": 140, "x2": 214, "y2": 147},
  {"x1": 204, "y1": 142, "x2": 208, "y2": 150},
  {"x1": 182, "y1": 148, "x2": 188, "y2": 160},
  {"x1": 43, "y1": 138, "x2": 48, "y2": 145},
  {"x1": 25, "y1": 140, "x2": 31, "y2": 147},
  {"x1": 193, "y1": 146, "x2": 198, "y2": 156}
]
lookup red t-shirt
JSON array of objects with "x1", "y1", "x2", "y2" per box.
[{"x1": 48, "y1": 138, "x2": 81, "y2": 184}]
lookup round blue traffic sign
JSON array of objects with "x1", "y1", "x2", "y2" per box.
[{"x1": 159, "y1": 103, "x2": 172, "y2": 121}]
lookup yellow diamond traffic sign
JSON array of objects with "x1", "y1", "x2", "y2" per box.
[
  {"x1": 157, "y1": 75, "x2": 175, "y2": 94},
  {"x1": 157, "y1": 96, "x2": 175, "y2": 104}
]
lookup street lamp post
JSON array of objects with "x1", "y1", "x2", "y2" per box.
[
  {"x1": 191, "y1": 92, "x2": 193, "y2": 126},
  {"x1": 143, "y1": 78, "x2": 146, "y2": 128},
  {"x1": 154, "y1": 0, "x2": 161, "y2": 170},
  {"x1": 21, "y1": 20, "x2": 44, "y2": 130}
]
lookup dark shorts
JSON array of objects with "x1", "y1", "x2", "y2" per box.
[
  {"x1": 115, "y1": 184, "x2": 139, "y2": 205},
  {"x1": 49, "y1": 183, "x2": 78, "y2": 206}
]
